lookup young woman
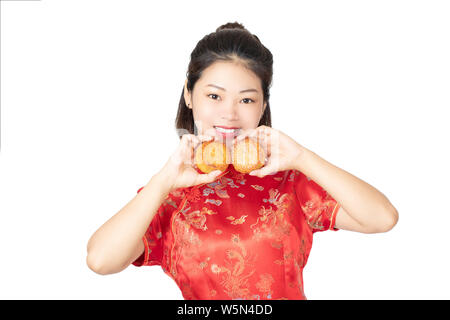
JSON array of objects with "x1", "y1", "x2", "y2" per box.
[{"x1": 87, "y1": 22, "x2": 399, "y2": 300}]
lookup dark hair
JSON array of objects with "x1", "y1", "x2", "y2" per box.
[{"x1": 175, "y1": 22, "x2": 273, "y2": 139}]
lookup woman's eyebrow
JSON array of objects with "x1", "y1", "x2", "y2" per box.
[{"x1": 206, "y1": 84, "x2": 258, "y2": 93}]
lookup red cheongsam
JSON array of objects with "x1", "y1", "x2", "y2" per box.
[{"x1": 132, "y1": 165, "x2": 340, "y2": 300}]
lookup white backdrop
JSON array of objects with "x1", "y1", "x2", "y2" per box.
[{"x1": 1, "y1": 0, "x2": 449, "y2": 299}]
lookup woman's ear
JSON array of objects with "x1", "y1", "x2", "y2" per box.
[
  {"x1": 262, "y1": 101, "x2": 267, "y2": 117},
  {"x1": 184, "y1": 79, "x2": 192, "y2": 109}
]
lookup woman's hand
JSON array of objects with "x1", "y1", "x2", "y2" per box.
[
  {"x1": 235, "y1": 125, "x2": 307, "y2": 178},
  {"x1": 158, "y1": 134, "x2": 223, "y2": 192}
]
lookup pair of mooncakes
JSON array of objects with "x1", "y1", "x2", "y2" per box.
[{"x1": 194, "y1": 137, "x2": 266, "y2": 174}]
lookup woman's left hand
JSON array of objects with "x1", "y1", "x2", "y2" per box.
[{"x1": 234, "y1": 125, "x2": 307, "y2": 177}]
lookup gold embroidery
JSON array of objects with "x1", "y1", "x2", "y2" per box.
[
  {"x1": 232, "y1": 172, "x2": 246, "y2": 184},
  {"x1": 226, "y1": 215, "x2": 249, "y2": 225},
  {"x1": 206, "y1": 177, "x2": 231, "y2": 198},
  {"x1": 183, "y1": 207, "x2": 217, "y2": 231},
  {"x1": 271, "y1": 242, "x2": 283, "y2": 249},
  {"x1": 180, "y1": 281, "x2": 194, "y2": 299},
  {"x1": 301, "y1": 197, "x2": 336, "y2": 231},
  {"x1": 274, "y1": 259, "x2": 284, "y2": 265},
  {"x1": 291, "y1": 241, "x2": 307, "y2": 299},
  {"x1": 211, "y1": 234, "x2": 257, "y2": 300},
  {"x1": 251, "y1": 184, "x2": 264, "y2": 191},
  {"x1": 255, "y1": 273, "x2": 274, "y2": 297},
  {"x1": 198, "y1": 257, "x2": 210, "y2": 270},
  {"x1": 170, "y1": 210, "x2": 202, "y2": 277},
  {"x1": 250, "y1": 189, "x2": 294, "y2": 245}
]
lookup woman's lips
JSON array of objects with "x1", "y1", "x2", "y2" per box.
[{"x1": 214, "y1": 126, "x2": 241, "y2": 139}]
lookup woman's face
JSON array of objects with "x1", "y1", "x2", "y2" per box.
[{"x1": 184, "y1": 61, "x2": 267, "y2": 142}]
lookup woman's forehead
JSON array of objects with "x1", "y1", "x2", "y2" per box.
[{"x1": 197, "y1": 62, "x2": 262, "y2": 92}]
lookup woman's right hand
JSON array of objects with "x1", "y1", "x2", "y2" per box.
[{"x1": 157, "y1": 134, "x2": 223, "y2": 192}]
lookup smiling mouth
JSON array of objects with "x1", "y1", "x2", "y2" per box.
[
  {"x1": 214, "y1": 126, "x2": 241, "y2": 133},
  {"x1": 213, "y1": 126, "x2": 241, "y2": 140}
]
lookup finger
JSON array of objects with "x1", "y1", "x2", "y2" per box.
[
  {"x1": 192, "y1": 136, "x2": 207, "y2": 165},
  {"x1": 180, "y1": 133, "x2": 195, "y2": 151},
  {"x1": 193, "y1": 134, "x2": 214, "y2": 149},
  {"x1": 180, "y1": 134, "x2": 195, "y2": 166},
  {"x1": 172, "y1": 134, "x2": 191, "y2": 165},
  {"x1": 188, "y1": 135, "x2": 199, "y2": 166},
  {"x1": 195, "y1": 134, "x2": 214, "y2": 149},
  {"x1": 197, "y1": 134, "x2": 214, "y2": 141},
  {"x1": 193, "y1": 135, "x2": 209, "y2": 166},
  {"x1": 254, "y1": 129, "x2": 266, "y2": 152},
  {"x1": 249, "y1": 167, "x2": 264, "y2": 177},
  {"x1": 196, "y1": 170, "x2": 222, "y2": 184},
  {"x1": 235, "y1": 128, "x2": 254, "y2": 142},
  {"x1": 249, "y1": 127, "x2": 261, "y2": 139},
  {"x1": 191, "y1": 134, "x2": 200, "y2": 150},
  {"x1": 249, "y1": 160, "x2": 278, "y2": 178},
  {"x1": 259, "y1": 131, "x2": 271, "y2": 158},
  {"x1": 268, "y1": 129, "x2": 281, "y2": 159}
]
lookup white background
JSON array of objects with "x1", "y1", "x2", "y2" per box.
[{"x1": 1, "y1": 0, "x2": 449, "y2": 299}]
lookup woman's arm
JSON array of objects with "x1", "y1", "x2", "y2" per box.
[
  {"x1": 86, "y1": 172, "x2": 171, "y2": 275},
  {"x1": 234, "y1": 125, "x2": 398, "y2": 233},
  {"x1": 295, "y1": 148, "x2": 399, "y2": 233}
]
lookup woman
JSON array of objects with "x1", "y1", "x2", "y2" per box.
[{"x1": 86, "y1": 22, "x2": 399, "y2": 300}]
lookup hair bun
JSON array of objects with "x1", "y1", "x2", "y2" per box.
[{"x1": 216, "y1": 22, "x2": 247, "y2": 32}]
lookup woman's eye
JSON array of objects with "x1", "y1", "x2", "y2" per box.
[{"x1": 207, "y1": 94, "x2": 254, "y2": 104}]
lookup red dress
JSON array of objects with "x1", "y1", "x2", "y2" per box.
[{"x1": 132, "y1": 165, "x2": 340, "y2": 300}]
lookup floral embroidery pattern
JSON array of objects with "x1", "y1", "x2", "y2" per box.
[
  {"x1": 229, "y1": 171, "x2": 246, "y2": 184},
  {"x1": 211, "y1": 234, "x2": 257, "y2": 300},
  {"x1": 250, "y1": 189, "x2": 293, "y2": 245},
  {"x1": 203, "y1": 188, "x2": 215, "y2": 196},
  {"x1": 206, "y1": 179, "x2": 230, "y2": 198},
  {"x1": 255, "y1": 273, "x2": 275, "y2": 299},
  {"x1": 301, "y1": 193, "x2": 336, "y2": 231},
  {"x1": 205, "y1": 198, "x2": 222, "y2": 206},
  {"x1": 186, "y1": 187, "x2": 202, "y2": 203},
  {"x1": 222, "y1": 177, "x2": 240, "y2": 188},
  {"x1": 262, "y1": 188, "x2": 281, "y2": 204},
  {"x1": 226, "y1": 215, "x2": 249, "y2": 225},
  {"x1": 251, "y1": 185, "x2": 264, "y2": 191},
  {"x1": 183, "y1": 207, "x2": 218, "y2": 231},
  {"x1": 292, "y1": 248, "x2": 307, "y2": 299},
  {"x1": 170, "y1": 213, "x2": 203, "y2": 277},
  {"x1": 198, "y1": 257, "x2": 210, "y2": 270}
]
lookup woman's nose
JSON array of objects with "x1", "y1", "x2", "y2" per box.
[{"x1": 220, "y1": 102, "x2": 239, "y2": 120}]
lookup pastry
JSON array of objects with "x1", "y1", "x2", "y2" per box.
[
  {"x1": 232, "y1": 137, "x2": 266, "y2": 174},
  {"x1": 194, "y1": 140, "x2": 230, "y2": 174}
]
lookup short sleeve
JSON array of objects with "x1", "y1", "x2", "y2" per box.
[
  {"x1": 132, "y1": 185, "x2": 186, "y2": 267},
  {"x1": 293, "y1": 170, "x2": 341, "y2": 233}
]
